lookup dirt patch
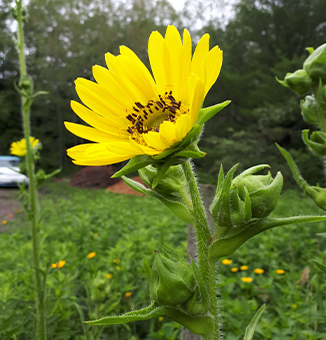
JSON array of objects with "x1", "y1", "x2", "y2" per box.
[
  {"x1": 106, "y1": 176, "x2": 147, "y2": 196},
  {"x1": 70, "y1": 166, "x2": 120, "y2": 189},
  {"x1": 0, "y1": 188, "x2": 22, "y2": 221}
]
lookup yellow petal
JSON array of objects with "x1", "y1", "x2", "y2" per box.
[
  {"x1": 179, "y1": 29, "x2": 192, "y2": 103},
  {"x1": 174, "y1": 114, "x2": 191, "y2": 141},
  {"x1": 203, "y1": 45, "x2": 223, "y2": 95},
  {"x1": 148, "y1": 30, "x2": 167, "y2": 94},
  {"x1": 189, "y1": 77, "x2": 205, "y2": 126},
  {"x1": 64, "y1": 122, "x2": 123, "y2": 143},
  {"x1": 71, "y1": 101, "x2": 129, "y2": 137},
  {"x1": 191, "y1": 33, "x2": 210, "y2": 77},
  {"x1": 143, "y1": 131, "x2": 167, "y2": 150}
]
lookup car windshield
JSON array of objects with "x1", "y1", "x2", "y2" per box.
[{"x1": 0, "y1": 159, "x2": 20, "y2": 167}]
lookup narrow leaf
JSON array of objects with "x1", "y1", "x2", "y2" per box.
[
  {"x1": 142, "y1": 257, "x2": 152, "y2": 284},
  {"x1": 121, "y1": 176, "x2": 153, "y2": 196},
  {"x1": 112, "y1": 155, "x2": 155, "y2": 178},
  {"x1": 244, "y1": 304, "x2": 265, "y2": 340},
  {"x1": 312, "y1": 260, "x2": 326, "y2": 273},
  {"x1": 196, "y1": 100, "x2": 231, "y2": 125}
]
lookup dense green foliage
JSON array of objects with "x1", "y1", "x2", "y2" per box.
[
  {"x1": 1, "y1": 0, "x2": 326, "y2": 185},
  {"x1": 1, "y1": 184, "x2": 326, "y2": 339}
]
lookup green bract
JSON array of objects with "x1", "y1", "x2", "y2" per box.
[
  {"x1": 150, "y1": 249, "x2": 196, "y2": 306},
  {"x1": 300, "y1": 95, "x2": 318, "y2": 125},
  {"x1": 277, "y1": 69, "x2": 312, "y2": 95},
  {"x1": 304, "y1": 43, "x2": 326, "y2": 80},
  {"x1": 302, "y1": 129, "x2": 326, "y2": 156},
  {"x1": 305, "y1": 185, "x2": 326, "y2": 210}
]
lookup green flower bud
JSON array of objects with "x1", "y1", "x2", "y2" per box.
[
  {"x1": 304, "y1": 185, "x2": 326, "y2": 210},
  {"x1": 304, "y1": 43, "x2": 326, "y2": 80},
  {"x1": 233, "y1": 166, "x2": 284, "y2": 218},
  {"x1": 302, "y1": 130, "x2": 326, "y2": 156},
  {"x1": 277, "y1": 69, "x2": 312, "y2": 95},
  {"x1": 150, "y1": 249, "x2": 196, "y2": 306},
  {"x1": 300, "y1": 95, "x2": 318, "y2": 125}
]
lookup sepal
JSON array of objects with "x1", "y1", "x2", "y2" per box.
[
  {"x1": 302, "y1": 129, "x2": 326, "y2": 156},
  {"x1": 276, "y1": 69, "x2": 312, "y2": 95},
  {"x1": 303, "y1": 43, "x2": 326, "y2": 80},
  {"x1": 196, "y1": 100, "x2": 231, "y2": 125}
]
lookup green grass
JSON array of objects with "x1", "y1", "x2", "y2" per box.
[{"x1": 0, "y1": 183, "x2": 325, "y2": 339}]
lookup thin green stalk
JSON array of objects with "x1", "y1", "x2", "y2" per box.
[
  {"x1": 181, "y1": 161, "x2": 220, "y2": 340},
  {"x1": 16, "y1": 1, "x2": 46, "y2": 339}
]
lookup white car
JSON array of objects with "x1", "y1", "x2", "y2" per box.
[{"x1": 0, "y1": 156, "x2": 29, "y2": 187}]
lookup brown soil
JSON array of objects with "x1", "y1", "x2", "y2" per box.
[
  {"x1": 70, "y1": 166, "x2": 120, "y2": 189},
  {"x1": 106, "y1": 176, "x2": 146, "y2": 196}
]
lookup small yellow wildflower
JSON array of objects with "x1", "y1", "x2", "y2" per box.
[
  {"x1": 125, "y1": 292, "x2": 132, "y2": 298},
  {"x1": 10, "y1": 137, "x2": 39, "y2": 157},
  {"x1": 88, "y1": 252, "x2": 96, "y2": 259},
  {"x1": 116, "y1": 266, "x2": 120, "y2": 271},
  {"x1": 16, "y1": 209, "x2": 21, "y2": 213},
  {"x1": 57, "y1": 260, "x2": 65, "y2": 269},
  {"x1": 276, "y1": 269, "x2": 285, "y2": 275},
  {"x1": 51, "y1": 263, "x2": 57, "y2": 268},
  {"x1": 159, "y1": 317, "x2": 163, "y2": 322},
  {"x1": 241, "y1": 277, "x2": 253, "y2": 283},
  {"x1": 8, "y1": 213, "x2": 13, "y2": 218},
  {"x1": 106, "y1": 274, "x2": 112, "y2": 279},
  {"x1": 231, "y1": 267, "x2": 238, "y2": 272},
  {"x1": 222, "y1": 259, "x2": 232, "y2": 265},
  {"x1": 292, "y1": 304, "x2": 297, "y2": 309},
  {"x1": 240, "y1": 265, "x2": 248, "y2": 271},
  {"x1": 113, "y1": 259, "x2": 120, "y2": 264},
  {"x1": 254, "y1": 268, "x2": 264, "y2": 274},
  {"x1": 94, "y1": 233, "x2": 98, "y2": 237},
  {"x1": 2, "y1": 220, "x2": 7, "y2": 225}
]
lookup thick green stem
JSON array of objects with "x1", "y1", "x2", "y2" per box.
[
  {"x1": 16, "y1": 2, "x2": 46, "y2": 340},
  {"x1": 181, "y1": 161, "x2": 220, "y2": 340}
]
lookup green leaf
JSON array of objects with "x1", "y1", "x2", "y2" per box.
[
  {"x1": 316, "y1": 233, "x2": 326, "y2": 238},
  {"x1": 174, "y1": 142, "x2": 206, "y2": 159},
  {"x1": 275, "y1": 143, "x2": 307, "y2": 190},
  {"x1": 152, "y1": 159, "x2": 175, "y2": 189},
  {"x1": 112, "y1": 155, "x2": 155, "y2": 178},
  {"x1": 142, "y1": 257, "x2": 152, "y2": 284},
  {"x1": 196, "y1": 100, "x2": 231, "y2": 125},
  {"x1": 121, "y1": 176, "x2": 153, "y2": 196},
  {"x1": 244, "y1": 304, "x2": 265, "y2": 340},
  {"x1": 312, "y1": 260, "x2": 326, "y2": 273}
]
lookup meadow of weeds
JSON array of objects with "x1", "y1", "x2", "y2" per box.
[{"x1": 0, "y1": 182, "x2": 325, "y2": 340}]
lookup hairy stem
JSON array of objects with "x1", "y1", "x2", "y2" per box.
[
  {"x1": 181, "y1": 161, "x2": 220, "y2": 340},
  {"x1": 16, "y1": 2, "x2": 46, "y2": 339}
]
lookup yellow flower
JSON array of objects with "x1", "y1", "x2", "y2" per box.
[
  {"x1": 159, "y1": 317, "x2": 163, "y2": 321},
  {"x1": 292, "y1": 304, "x2": 297, "y2": 309},
  {"x1": 51, "y1": 263, "x2": 57, "y2": 268},
  {"x1": 10, "y1": 137, "x2": 39, "y2": 157},
  {"x1": 240, "y1": 265, "x2": 248, "y2": 271},
  {"x1": 113, "y1": 259, "x2": 120, "y2": 264},
  {"x1": 87, "y1": 252, "x2": 96, "y2": 259},
  {"x1": 276, "y1": 269, "x2": 285, "y2": 275},
  {"x1": 8, "y1": 213, "x2": 13, "y2": 218},
  {"x1": 254, "y1": 268, "x2": 264, "y2": 274},
  {"x1": 2, "y1": 220, "x2": 7, "y2": 225},
  {"x1": 125, "y1": 292, "x2": 132, "y2": 298},
  {"x1": 231, "y1": 267, "x2": 238, "y2": 272},
  {"x1": 57, "y1": 260, "x2": 65, "y2": 269},
  {"x1": 94, "y1": 233, "x2": 98, "y2": 237},
  {"x1": 116, "y1": 266, "x2": 120, "y2": 271},
  {"x1": 241, "y1": 277, "x2": 253, "y2": 283},
  {"x1": 16, "y1": 209, "x2": 21, "y2": 213},
  {"x1": 221, "y1": 259, "x2": 232, "y2": 265},
  {"x1": 106, "y1": 274, "x2": 112, "y2": 279},
  {"x1": 65, "y1": 25, "x2": 222, "y2": 166}
]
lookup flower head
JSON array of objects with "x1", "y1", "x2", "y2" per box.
[
  {"x1": 2, "y1": 220, "x2": 7, "y2": 225},
  {"x1": 240, "y1": 265, "x2": 248, "y2": 271},
  {"x1": 221, "y1": 259, "x2": 232, "y2": 265},
  {"x1": 94, "y1": 233, "x2": 98, "y2": 237},
  {"x1": 292, "y1": 304, "x2": 297, "y2": 309},
  {"x1": 276, "y1": 269, "x2": 285, "y2": 275},
  {"x1": 254, "y1": 268, "x2": 264, "y2": 274},
  {"x1": 87, "y1": 252, "x2": 96, "y2": 259},
  {"x1": 231, "y1": 267, "x2": 238, "y2": 272},
  {"x1": 57, "y1": 260, "x2": 65, "y2": 269},
  {"x1": 241, "y1": 277, "x2": 253, "y2": 283},
  {"x1": 51, "y1": 263, "x2": 57, "y2": 268},
  {"x1": 65, "y1": 25, "x2": 223, "y2": 167},
  {"x1": 106, "y1": 274, "x2": 112, "y2": 279},
  {"x1": 125, "y1": 292, "x2": 132, "y2": 298},
  {"x1": 10, "y1": 137, "x2": 39, "y2": 157}
]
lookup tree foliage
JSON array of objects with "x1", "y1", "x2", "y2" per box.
[{"x1": 0, "y1": 0, "x2": 325, "y2": 184}]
